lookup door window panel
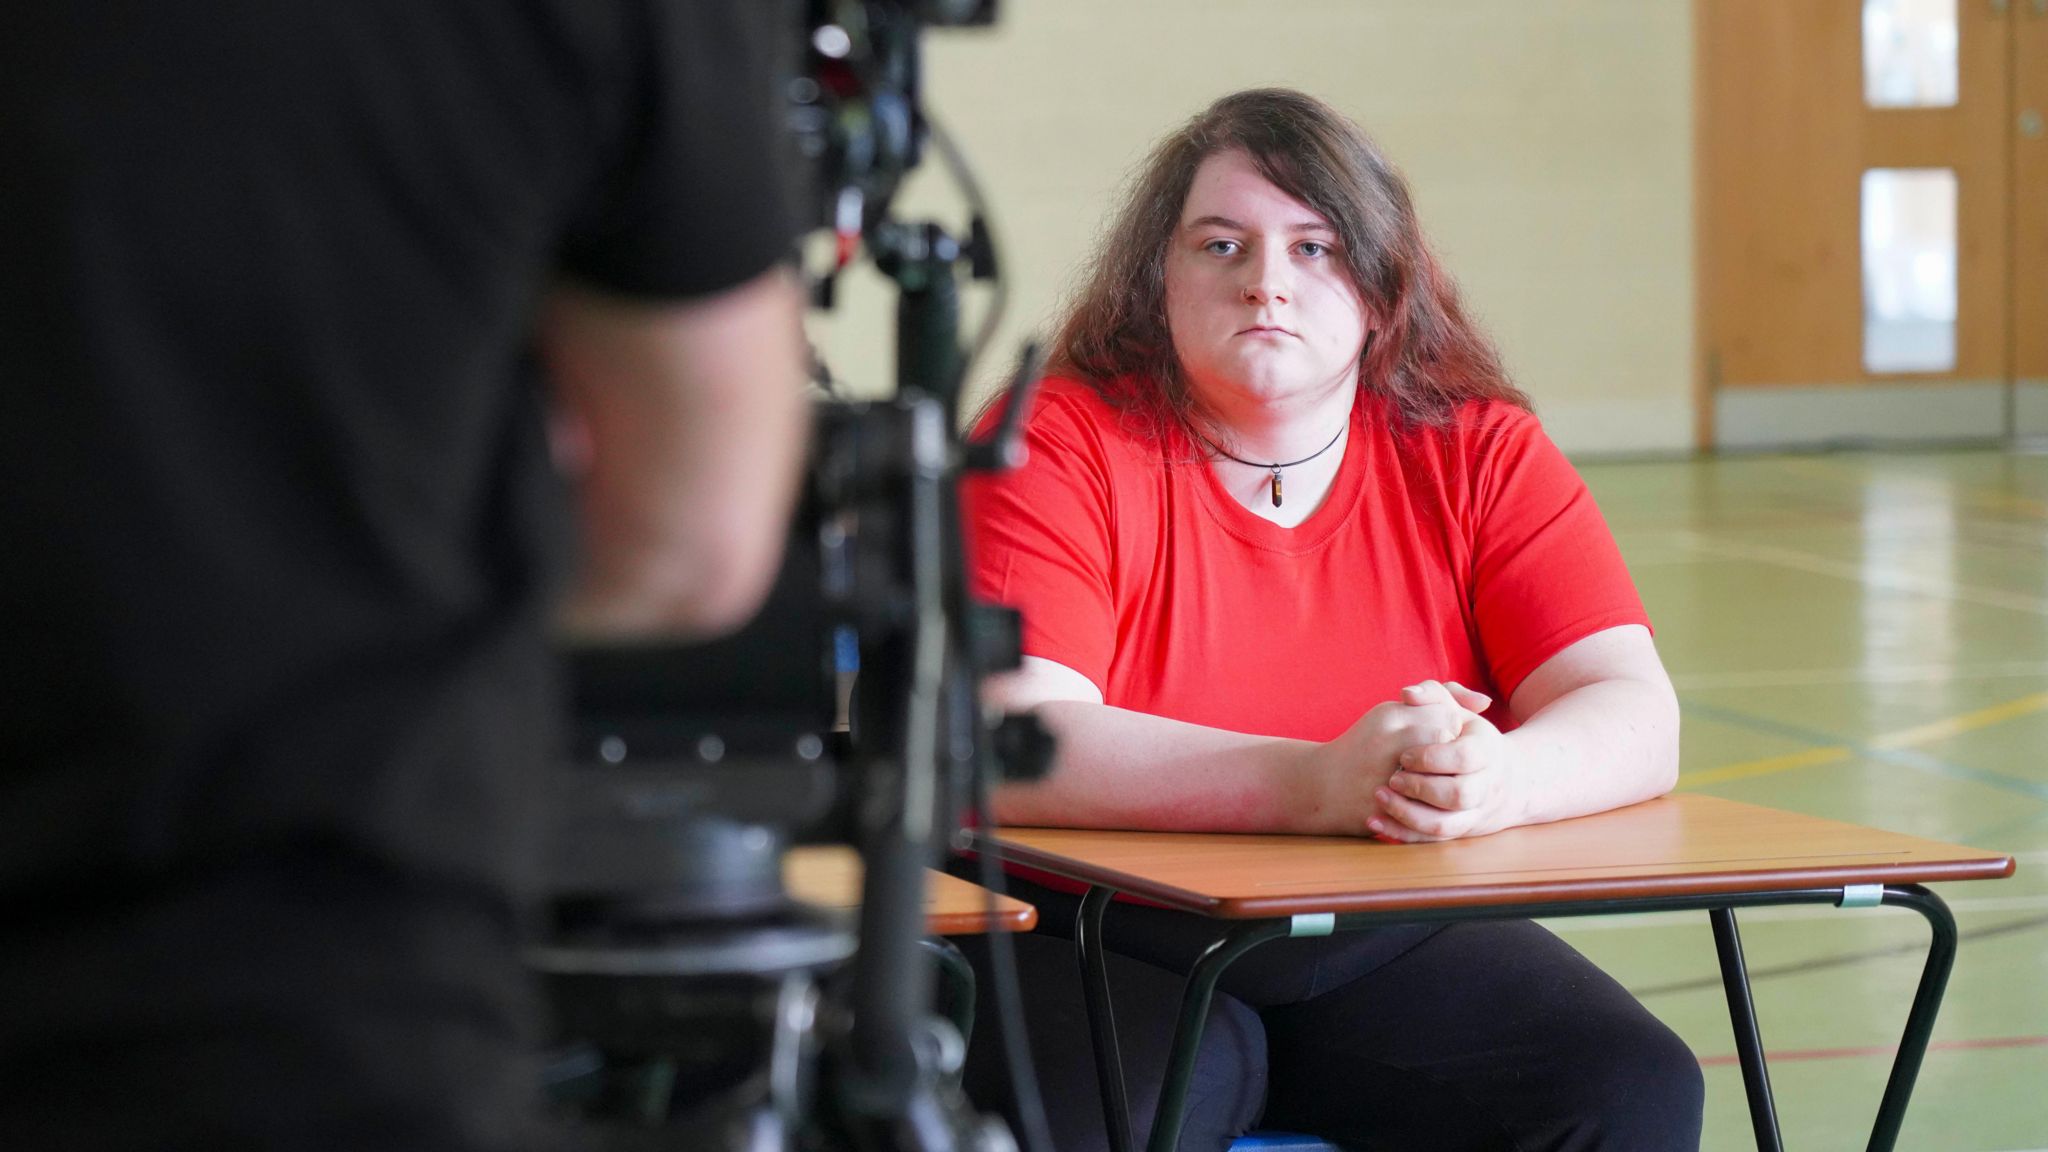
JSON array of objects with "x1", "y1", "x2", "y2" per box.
[
  {"x1": 1864, "y1": 0, "x2": 1959, "y2": 108},
  {"x1": 1862, "y1": 167, "x2": 1959, "y2": 373}
]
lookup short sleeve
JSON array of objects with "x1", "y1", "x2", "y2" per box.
[
  {"x1": 558, "y1": 0, "x2": 800, "y2": 299},
  {"x1": 1465, "y1": 409, "x2": 1649, "y2": 701},
  {"x1": 960, "y1": 388, "x2": 1119, "y2": 693}
]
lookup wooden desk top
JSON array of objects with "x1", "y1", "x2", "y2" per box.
[
  {"x1": 784, "y1": 846, "x2": 1038, "y2": 935},
  {"x1": 981, "y1": 794, "x2": 2016, "y2": 919}
]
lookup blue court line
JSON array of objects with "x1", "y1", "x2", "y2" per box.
[{"x1": 1678, "y1": 698, "x2": 2048, "y2": 804}]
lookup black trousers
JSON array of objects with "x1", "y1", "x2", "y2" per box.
[{"x1": 950, "y1": 868, "x2": 1703, "y2": 1152}]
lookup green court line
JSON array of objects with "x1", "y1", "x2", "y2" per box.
[{"x1": 1677, "y1": 699, "x2": 2048, "y2": 804}]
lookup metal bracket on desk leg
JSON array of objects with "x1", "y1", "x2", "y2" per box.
[
  {"x1": 1077, "y1": 886, "x2": 1135, "y2": 1152},
  {"x1": 1710, "y1": 907, "x2": 1785, "y2": 1152},
  {"x1": 1147, "y1": 921, "x2": 1293, "y2": 1152},
  {"x1": 1289, "y1": 912, "x2": 1335, "y2": 937},
  {"x1": 1865, "y1": 884, "x2": 1958, "y2": 1152}
]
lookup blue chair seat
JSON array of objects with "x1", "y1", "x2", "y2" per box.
[{"x1": 1229, "y1": 1133, "x2": 1342, "y2": 1151}]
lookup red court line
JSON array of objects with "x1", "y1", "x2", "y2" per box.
[{"x1": 1699, "y1": 1035, "x2": 2048, "y2": 1067}]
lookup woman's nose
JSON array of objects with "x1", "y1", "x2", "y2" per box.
[{"x1": 1241, "y1": 251, "x2": 1290, "y2": 305}]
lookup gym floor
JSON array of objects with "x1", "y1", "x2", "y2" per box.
[{"x1": 1560, "y1": 448, "x2": 2048, "y2": 1151}]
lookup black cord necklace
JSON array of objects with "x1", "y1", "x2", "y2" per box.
[{"x1": 1198, "y1": 421, "x2": 1347, "y2": 508}]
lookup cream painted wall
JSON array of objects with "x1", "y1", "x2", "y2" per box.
[{"x1": 802, "y1": 0, "x2": 1695, "y2": 455}]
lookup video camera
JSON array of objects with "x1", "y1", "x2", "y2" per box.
[{"x1": 534, "y1": 4, "x2": 1053, "y2": 1150}]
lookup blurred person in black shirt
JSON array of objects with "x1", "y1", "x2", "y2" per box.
[{"x1": 0, "y1": 3, "x2": 809, "y2": 1147}]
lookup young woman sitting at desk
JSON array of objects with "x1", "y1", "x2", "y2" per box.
[{"x1": 958, "y1": 89, "x2": 1700, "y2": 1152}]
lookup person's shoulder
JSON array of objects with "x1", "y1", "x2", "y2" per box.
[
  {"x1": 1448, "y1": 398, "x2": 1544, "y2": 443},
  {"x1": 1412, "y1": 400, "x2": 1551, "y2": 474},
  {"x1": 1032, "y1": 375, "x2": 1125, "y2": 423},
  {"x1": 990, "y1": 374, "x2": 1156, "y2": 446},
  {"x1": 1372, "y1": 397, "x2": 1559, "y2": 500},
  {"x1": 1370, "y1": 395, "x2": 1542, "y2": 456}
]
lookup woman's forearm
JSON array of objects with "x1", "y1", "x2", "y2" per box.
[
  {"x1": 1504, "y1": 677, "x2": 1680, "y2": 827},
  {"x1": 990, "y1": 700, "x2": 1317, "y2": 832}
]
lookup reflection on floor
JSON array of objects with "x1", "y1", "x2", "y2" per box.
[{"x1": 1569, "y1": 448, "x2": 2048, "y2": 1152}]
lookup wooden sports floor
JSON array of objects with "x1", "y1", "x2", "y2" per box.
[{"x1": 1562, "y1": 449, "x2": 2048, "y2": 1151}]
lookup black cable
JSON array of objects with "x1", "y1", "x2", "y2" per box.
[
  {"x1": 923, "y1": 105, "x2": 1054, "y2": 1152},
  {"x1": 823, "y1": 46, "x2": 1045, "y2": 1150},
  {"x1": 801, "y1": 115, "x2": 997, "y2": 411},
  {"x1": 922, "y1": 113, "x2": 1007, "y2": 389},
  {"x1": 969, "y1": 774, "x2": 1055, "y2": 1152}
]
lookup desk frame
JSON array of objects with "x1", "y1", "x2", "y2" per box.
[
  {"x1": 1068, "y1": 882, "x2": 1950, "y2": 1152},
  {"x1": 986, "y1": 796, "x2": 2013, "y2": 1152}
]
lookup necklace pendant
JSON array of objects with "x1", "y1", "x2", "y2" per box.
[{"x1": 1270, "y1": 468, "x2": 1283, "y2": 508}]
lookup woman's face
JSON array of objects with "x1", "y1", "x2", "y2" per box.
[{"x1": 1162, "y1": 150, "x2": 1368, "y2": 415}]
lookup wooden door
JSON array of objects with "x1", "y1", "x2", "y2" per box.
[
  {"x1": 2017, "y1": 1, "x2": 2048, "y2": 394},
  {"x1": 1697, "y1": 0, "x2": 2025, "y2": 447}
]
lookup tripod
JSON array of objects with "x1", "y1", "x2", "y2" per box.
[{"x1": 535, "y1": 195, "x2": 1047, "y2": 1150}]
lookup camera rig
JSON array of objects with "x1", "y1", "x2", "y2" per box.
[{"x1": 533, "y1": 4, "x2": 1054, "y2": 1150}]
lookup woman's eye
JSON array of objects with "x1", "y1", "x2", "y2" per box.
[
  {"x1": 1203, "y1": 239, "x2": 1241, "y2": 256},
  {"x1": 1297, "y1": 241, "x2": 1329, "y2": 258}
]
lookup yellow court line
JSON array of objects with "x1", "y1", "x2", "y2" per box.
[
  {"x1": 1680, "y1": 690, "x2": 2048, "y2": 788},
  {"x1": 1668, "y1": 661, "x2": 2048, "y2": 691},
  {"x1": 1681, "y1": 747, "x2": 1852, "y2": 788},
  {"x1": 1965, "y1": 489, "x2": 2048, "y2": 520},
  {"x1": 1868, "y1": 691, "x2": 2048, "y2": 750}
]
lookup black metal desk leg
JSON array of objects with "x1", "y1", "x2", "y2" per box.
[
  {"x1": 1077, "y1": 886, "x2": 1135, "y2": 1152},
  {"x1": 1710, "y1": 907, "x2": 1785, "y2": 1152},
  {"x1": 1146, "y1": 922, "x2": 1292, "y2": 1152},
  {"x1": 1866, "y1": 884, "x2": 1958, "y2": 1152}
]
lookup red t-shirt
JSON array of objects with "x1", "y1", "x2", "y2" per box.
[{"x1": 962, "y1": 377, "x2": 1648, "y2": 739}]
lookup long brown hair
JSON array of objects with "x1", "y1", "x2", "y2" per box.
[{"x1": 1049, "y1": 88, "x2": 1528, "y2": 446}]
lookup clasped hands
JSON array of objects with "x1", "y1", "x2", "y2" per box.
[{"x1": 1300, "y1": 679, "x2": 1525, "y2": 843}]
